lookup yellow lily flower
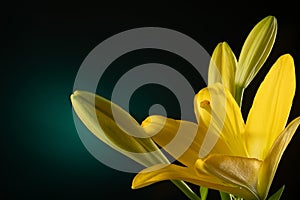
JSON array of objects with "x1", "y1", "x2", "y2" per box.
[
  {"x1": 132, "y1": 54, "x2": 300, "y2": 200},
  {"x1": 70, "y1": 90, "x2": 203, "y2": 200}
]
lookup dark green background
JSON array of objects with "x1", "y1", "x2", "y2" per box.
[{"x1": 3, "y1": 3, "x2": 300, "y2": 199}]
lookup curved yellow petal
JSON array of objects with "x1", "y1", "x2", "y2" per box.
[
  {"x1": 258, "y1": 117, "x2": 300, "y2": 200},
  {"x1": 245, "y1": 54, "x2": 295, "y2": 159},
  {"x1": 132, "y1": 163, "x2": 251, "y2": 198},
  {"x1": 71, "y1": 90, "x2": 168, "y2": 166},
  {"x1": 208, "y1": 42, "x2": 237, "y2": 96},
  {"x1": 142, "y1": 115, "x2": 199, "y2": 167},
  {"x1": 194, "y1": 83, "x2": 247, "y2": 157},
  {"x1": 142, "y1": 115, "x2": 231, "y2": 166},
  {"x1": 132, "y1": 164, "x2": 201, "y2": 189},
  {"x1": 196, "y1": 155, "x2": 262, "y2": 199},
  {"x1": 236, "y1": 15, "x2": 277, "y2": 88}
]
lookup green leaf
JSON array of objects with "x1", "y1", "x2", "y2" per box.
[
  {"x1": 200, "y1": 187, "x2": 208, "y2": 200},
  {"x1": 268, "y1": 185, "x2": 285, "y2": 200},
  {"x1": 219, "y1": 191, "x2": 231, "y2": 200}
]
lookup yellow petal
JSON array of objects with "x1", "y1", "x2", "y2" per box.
[
  {"x1": 142, "y1": 115, "x2": 199, "y2": 167},
  {"x1": 71, "y1": 90, "x2": 168, "y2": 166},
  {"x1": 245, "y1": 54, "x2": 295, "y2": 159},
  {"x1": 196, "y1": 155, "x2": 262, "y2": 199},
  {"x1": 132, "y1": 163, "x2": 249, "y2": 198},
  {"x1": 258, "y1": 117, "x2": 300, "y2": 200},
  {"x1": 236, "y1": 15, "x2": 277, "y2": 88},
  {"x1": 194, "y1": 83, "x2": 247, "y2": 157},
  {"x1": 208, "y1": 42, "x2": 237, "y2": 96},
  {"x1": 142, "y1": 115, "x2": 231, "y2": 166}
]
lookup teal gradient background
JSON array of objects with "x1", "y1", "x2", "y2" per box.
[{"x1": 3, "y1": 3, "x2": 300, "y2": 199}]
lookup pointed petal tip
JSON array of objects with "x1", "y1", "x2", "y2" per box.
[
  {"x1": 131, "y1": 170, "x2": 155, "y2": 190},
  {"x1": 70, "y1": 93, "x2": 74, "y2": 101},
  {"x1": 214, "y1": 41, "x2": 230, "y2": 50},
  {"x1": 131, "y1": 183, "x2": 137, "y2": 189},
  {"x1": 131, "y1": 175, "x2": 148, "y2": 189},
  {"x1": 221, "y1": 41, "x2": 229, "y2": 46},
  {"x1": 70, "y1": 90, "x2": 83, "y2": 101},
  {"x1": 72, "y1": 90, "x2": 78, "y2": 95},
  {"x1": 70, "y1": 92, "x2": 78, "y2": 104},
  {"x1": 278, "y1": 54, "x2": 295, "y2": 77},
  {"x1": 263, "y1": 15, "x2": 277, "y2": 24},
  {"x1": 70, "y1": 90, "x2": 99, "y2": 105},
  {"x1": 71, "y1": 90, "x2": 80, "y2": 96},
  {"x1": 281, "y1": 53, "x2": 294, "y2": 61},
  {"x1": 265, "y1": 15, "x2": 277, "y2": 32},
  {"x1": 70, "y1": 90, "x2": 86, "y2": 105},
  {"x1": 266, "y1": 15, "x2": 276, "y2": 19},
  {"x1": 141, "y1": 116, "x2": 152, "y2": 127},
  {"x1": 216, "y1": 41, "x2": 229, "y2": 45}
]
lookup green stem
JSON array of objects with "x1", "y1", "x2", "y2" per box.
[
  {"x1": 235, "y1": 85, "x2": 245, "y2": 107},
  {"x1": 171, "y1": 180, "x2": 202, "y2": 200}
]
